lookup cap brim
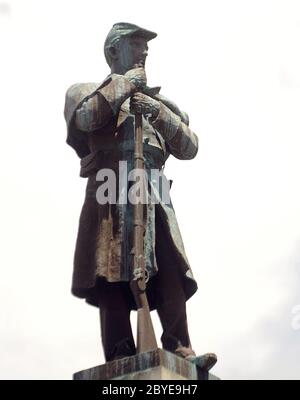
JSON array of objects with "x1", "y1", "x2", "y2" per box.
[{"x1": 127, "y1": 28, "x2": 157, "y2": 41}]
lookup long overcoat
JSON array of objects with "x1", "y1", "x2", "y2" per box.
[{"x1": 64, "y1": 74, "x2": 199, "y2": 308}]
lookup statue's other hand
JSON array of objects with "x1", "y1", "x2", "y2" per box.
[
  {"x1": 130, "y1": 93, "x2": 160, "y2": 118},
  {"x1": 124, "y1": 67, "x2": 147, "y2": 91}
]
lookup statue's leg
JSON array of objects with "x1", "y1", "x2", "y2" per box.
[
  {"x1": 154, "y1": 213, "x2": 194, "y2": 354},
  {"x1": 155, "y1": 260, "x2": 193, "y2": 353},
  {"x1": 98, "y1": 281, "x2": 136, "y2": 362}
]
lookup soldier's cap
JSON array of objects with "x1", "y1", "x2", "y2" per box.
[{"x1": 104, "y1": 22, "x2": 157, "y2": 49}]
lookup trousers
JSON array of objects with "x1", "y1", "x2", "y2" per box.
[{"x1": 98, "y1": 208, "x2": 192, "y2": 362}]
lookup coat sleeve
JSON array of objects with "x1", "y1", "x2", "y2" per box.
[
  {"x1": 151, "y1": 103, "x2": 198, "y2": 160},
  {"x1": 74, "y1": 75, "x2": 137, "y2": 132}
]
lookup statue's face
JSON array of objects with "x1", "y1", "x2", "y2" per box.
[{"x1": 114, "y1": 35, "x2": 149, "y2": 73}]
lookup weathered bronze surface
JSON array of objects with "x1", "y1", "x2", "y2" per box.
[
  {"x1": 64, "y1": 22, "x2": 206, "y2": 365},
  {"x1": 73, "y1": 349, "x2": 198, "y2": 380},
  {"x1": 73, "y1": 349, "x2": 220, "y2": 380}
]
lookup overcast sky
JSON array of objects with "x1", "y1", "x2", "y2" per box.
[{"x1": 1, "y1": 0, "x2": 300, "y2": 379}]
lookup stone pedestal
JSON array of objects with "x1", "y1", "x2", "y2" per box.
[{"x1": 73, "y1": 349, "x2": 219, "y2": 380}]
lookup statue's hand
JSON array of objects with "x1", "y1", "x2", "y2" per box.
[
  {"x1": 130, "y1": 93, "x2": 160, "y2": 119},
  {"x1": 124, "y1": 67, "x2": 147, "y2": 91}
]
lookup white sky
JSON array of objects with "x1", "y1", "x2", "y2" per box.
[{"x1": 1, "y1": 0, "x2": 300, "y2": 379}]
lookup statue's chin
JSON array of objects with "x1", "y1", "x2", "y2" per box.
[{"x1": 133, "y1": 61, "x2": 145, "y2": 68}]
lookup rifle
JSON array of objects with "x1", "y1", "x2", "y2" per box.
[{"x1": 129, "y1": 111, "x2": 158, "y2": 353}]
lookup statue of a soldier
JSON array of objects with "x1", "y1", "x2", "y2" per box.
[{"x1": 64, "y1": 22, "x2": 215, "y2": 367}]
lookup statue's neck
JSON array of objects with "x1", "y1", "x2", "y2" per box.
[
  {"x1": 110, "y1": 64, "x2": 127, "y2": 75},
  {"x1": 111, "y1": 64, "x2": 146, "y2": 75}
]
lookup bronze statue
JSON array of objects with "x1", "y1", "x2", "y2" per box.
[{"x1": 64, "y1": 22, "x2": 216, "y2": 368}]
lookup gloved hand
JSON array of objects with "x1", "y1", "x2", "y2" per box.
[
  {"x1": 124, "y1": 67, "x2": 147, "y2": 91},
  {"x1": 130, "y1": 92, "x2": 160, "y2": 119}
]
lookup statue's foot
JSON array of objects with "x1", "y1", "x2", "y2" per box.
[
  {"x1": 175, "y1": 344, "x2": 196, "y2": 359},
  {"x1": 175, "y1": 345, "x2": 217, "y2": 371},
  {"x1": 109, "y1": 339, "x2": 136, "y2": 362},
  {"x1": 186, "y1": 353, "x2": 217, "y2": 371}
]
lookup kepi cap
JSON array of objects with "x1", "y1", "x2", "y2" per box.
[{"x1": 104, "y1": 22, "x2": 157, "y2": 49}]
